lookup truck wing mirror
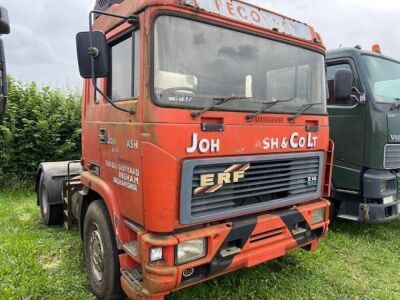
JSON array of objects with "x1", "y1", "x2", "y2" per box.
[
  {"x1": 0, "y1": 39, "x2": 7, "y2": 117},
  {"x1": 334, "y1": 69, "x2": 353, "y2": 102},
  {"x1": 0, "y1": 7, "x2": 10, "y2": 35},
  {"x1": 76, "y1": 31, "x2": 109, "y2": 79}
]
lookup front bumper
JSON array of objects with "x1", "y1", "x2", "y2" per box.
[
  {"x1": 359, "y1": 201, "x2": 400, "y2": 223},
  {"x1": 120, "y1": 200, "x2": 330, "y2": 299},
  {"x1": 360, "y1": 169, "x2": 400, "y2": 223}
]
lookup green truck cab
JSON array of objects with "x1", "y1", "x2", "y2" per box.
[{"x1": 327, "y1": 46, "x2": 400, "y2": 223}]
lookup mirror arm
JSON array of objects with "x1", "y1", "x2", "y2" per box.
[
  {"x1": 90, "y1": 10, "x2": 139, "y2": 27},
  {"x1": 90, "y1": 76, "x2": 135, "y2": 115},
  {"x1": 352, "y1": 86, "x2": 362, "y2": 96},
  {"x1": 350, "y1": 94, "x2": 359, "y2": 103},
  {"x1": 351, "y1": 86, "x2": 366, "y2": 104},
  {"x1": 88, "y1": 11, "x2": 135, "y2": 115}
]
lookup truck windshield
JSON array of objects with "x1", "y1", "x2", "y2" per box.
[
  {"x1": 153, "y1": 15, "x2": 326, "y2": 115},
  {"x1": 363, "y1": 55, "x2": 400, "y2": 103}
]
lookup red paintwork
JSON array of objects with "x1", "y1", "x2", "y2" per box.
[{"x1": 80, "y1": 1, "x2": 331, "y2": 298}]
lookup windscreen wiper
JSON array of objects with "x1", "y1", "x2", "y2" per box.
[
  {"x1": 246, "y1": 98, "x2": 295, "y2": 121},
  {"x1": 288, "y1": 102, "x2": 323, "y2": 121},
  {"x1": 191, "y1": 96, "x2": 253, "y2": 118}
]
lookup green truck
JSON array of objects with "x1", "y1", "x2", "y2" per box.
[{"x1": 327, "y1": 46, "x2": 400, "y2": 223}]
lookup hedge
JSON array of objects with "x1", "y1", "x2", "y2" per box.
[{"x1": 0, "y1": 77, "x2": 81, "y2": 183}]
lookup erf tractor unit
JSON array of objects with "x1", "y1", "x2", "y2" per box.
[
  {"x1": 0, "y1": 6, "x2": 10, "y2": 118},
  {"x1": 36, "y1": 0, "x2": 333, "y2": 299},
  {"x1": 327, "y1": 45, "x2": 400, "y2": 223}
]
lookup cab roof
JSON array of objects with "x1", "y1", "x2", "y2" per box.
[
  {"x1": 93, "y1": 0, "x2": 321, "y2": 45},
  {"x1": 327, "y1": 47, "x2": 400, "y2": 64}
]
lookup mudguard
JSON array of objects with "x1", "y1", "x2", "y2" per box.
[{"x1": 35, "y1": 161, "x2": 82, "y2": 205}]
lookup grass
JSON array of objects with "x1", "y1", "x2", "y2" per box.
[
  {"x1": 1, "y1": 191, "x2": 400, "y2": 299},
  {"x1": 0, "y1": 190, "x2": 93, "y2": 300}
]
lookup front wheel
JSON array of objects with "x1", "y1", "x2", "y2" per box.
[{"x1": 83, "y1": 200, "x2": 123, "y2": 299}]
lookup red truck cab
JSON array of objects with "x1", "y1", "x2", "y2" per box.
[{"x1": 36, "y1": 1, "x2": 333, "y2": 299}]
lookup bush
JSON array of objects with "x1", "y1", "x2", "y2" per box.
[{"x1": 0, "y1": 77, "x2": 81, "y2": 185}]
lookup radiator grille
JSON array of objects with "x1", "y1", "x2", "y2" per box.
[
  {"x1": 180, "y1": 152, "x2": 324, "y2": 224},
  {"x1": 384, "y1": 144, "x2": 400, "y2": 169}
]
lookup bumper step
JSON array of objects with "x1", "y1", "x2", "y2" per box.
[{"x1": 122, "y1": 267, "x2": 143, "y2": 292}]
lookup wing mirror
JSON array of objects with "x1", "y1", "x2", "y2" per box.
[
  {"x1": 75, "y1": 10, "x2": 139, "y2": 115},
  {"x1": 0, "y1": 6, "x2": 10, "y2": 35},
  {"x1": 334, "y1": 69, "x2": 353, "y2": 101},
  {"x1": 76, "y1": 31, "x2": 109, "y2": 79},
  {"x1": 334, "y1": 69, "x2": 366, "y2": 104},
  {"x1": 0, "y1": 6, "x2": 10, "y2": 118}
]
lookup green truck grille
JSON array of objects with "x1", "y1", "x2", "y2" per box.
[{"x1": 384, "y1": 144, "x2": 400, "y2": 169}]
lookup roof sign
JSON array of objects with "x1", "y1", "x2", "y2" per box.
[{"x1": 183, "y1": 0, "x2": 314, "y2": 41}]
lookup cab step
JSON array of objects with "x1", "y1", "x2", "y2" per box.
[
  {"x1": 62, "y1": 176, "x2": 82, "y2": 230},
  {"x1": 122, "y1": 267, "x2": 143, "y2": 292}
]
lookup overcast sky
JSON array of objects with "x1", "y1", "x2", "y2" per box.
[{"x1": 2, "y1": 0, "x2": 400, "y2": 89}]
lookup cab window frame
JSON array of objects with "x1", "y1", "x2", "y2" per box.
[
  {"x1": 326, "y1": 58, "x2": 361, "y2": 108},
  {"x1": 108, "y1": 29, "x2": 140, "y2": 102},
  {"x1": 150, "y1": 11, "x2": 327, "y2": 115}
]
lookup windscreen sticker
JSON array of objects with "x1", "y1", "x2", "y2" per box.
[{"x1": 168, "y1": 96, "x2": 193, "y2": 103}]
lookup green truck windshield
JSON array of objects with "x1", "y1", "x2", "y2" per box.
[
  {"x1": 153, "y1": 15, "x2": 327, "y2": 114},
  {"x1": 363, "y1": 55, "x2": 400, "y2": 103}
]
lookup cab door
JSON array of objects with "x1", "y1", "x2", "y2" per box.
[
  {"x1": 98, "y1": 28, "x2": 144, "y2": 224},
  {"x1": 327, "y1": 59, "x2": 366, "y2": 191}
]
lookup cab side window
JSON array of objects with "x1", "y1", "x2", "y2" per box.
[
  {"x1": 327, "y1": 63, "x2": 356, "y2": 106},
  {"x1": 110, "y1": 30, "x2": 140, "y2": 101}
]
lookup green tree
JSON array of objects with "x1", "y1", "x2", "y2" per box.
[{"x1": 0, "y1": 77, "x2": 81, "y2": 182}]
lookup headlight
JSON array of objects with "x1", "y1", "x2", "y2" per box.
[
  {"x1": 311, "y1": 207, "x2": 325, "y2": 224},
  {"x1": 383, "y1": 196, "x2": 394, "y2": 205},
  {"x1": 150, "y1": 247, "x2": 163, "y2": 262},
  {"x1": 176, "y1": 238, "x2": 207, "y2": 265}
]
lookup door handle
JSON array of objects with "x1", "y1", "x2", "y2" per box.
[{"x1": 99, "y1": 128, "x2": 107, "y2": 144}]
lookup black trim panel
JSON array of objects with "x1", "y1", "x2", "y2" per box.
[
  {"x1": 275, "y1": 209, "x2": 313, "y2": 246},
  {"x1": 208, "y1": 216, "x2": 258, "y2": 276}
]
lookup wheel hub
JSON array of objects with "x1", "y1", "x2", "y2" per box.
[{"x1": 89, "y1": 223, "x2": 105, "y2": 282}]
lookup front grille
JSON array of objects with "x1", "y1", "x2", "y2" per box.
[
  {"x1": 384, "y1": 144, "x2": 400, "y2": 169},
  {"x1": 180, "y1": 152, "x2": 324, "y2": 224}
]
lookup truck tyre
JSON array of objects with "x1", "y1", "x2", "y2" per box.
[
  {"x1": 38, "y1": 174, "x2": 63, "y2": 226},
  {"x1": 83, "y1": 200, "x2": 123, "y2": 300}
]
